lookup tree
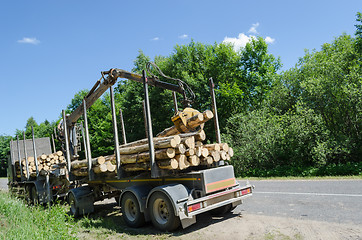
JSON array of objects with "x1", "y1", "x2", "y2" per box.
[
  {"x1": 355, "y1": 12, "x2": 362, "y2": 55},
  {"x1": 0, "y1": 135, "x2": 12, "y2": 177}
]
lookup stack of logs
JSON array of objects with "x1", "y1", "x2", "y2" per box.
[
  {"x1": 15, "y1": 151, "x2": 66, "y2": 178},
  {"x1": 71, "y1": 109, "x2": 234, "y2": 176}
]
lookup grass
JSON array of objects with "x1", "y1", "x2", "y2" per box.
[
  {"x1": 237, "y1": 175, "x2": 362, "y2": 181},
  {"x1": 0, "y1": 190, "x2": 76, "y2": 240}
]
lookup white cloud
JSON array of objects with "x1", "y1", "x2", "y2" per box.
[
  {"x1": 248, "y1": 22, "x2": 259, "y2": 34},
  {"x1": 17, "y1": 37, "x2": 40, "y2": 45},
  {"x1": 151, "y1": 37, "x2": 160, "y2": 41},
  {"x1": 223, "y1": 33, "x2": 256, "y2": 51},
  {"x1": 179, "y1": 34, "x2": 188, "y2": 39},
  {"x1": 265, "y1": 36, "x2": 275, "y2": 44}
]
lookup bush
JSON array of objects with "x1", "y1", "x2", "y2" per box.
[{"x1": 223, "y1": 104, "x2": 340, "y2": 177}]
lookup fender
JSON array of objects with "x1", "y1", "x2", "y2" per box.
[
  {"x1": 29, "y1": 180, "x2": 47, "y2": 204},
  {"x1": 67, "y1": 186, "x2": 94, "y2": 215},
  {"x1": 146, "y1": 184, "x2": 190, "y2": 217}
]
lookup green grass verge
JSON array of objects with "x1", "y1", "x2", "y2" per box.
[
  {"x1": 237, "y1": 175, "x2": 362, "y2": 181},
  {"x1": 0, "y1": 191, "x2": 76, "y2": 240}
]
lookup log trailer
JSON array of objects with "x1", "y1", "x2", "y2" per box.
[{"x1": 8, "y1": 63, "x2": 253, "y2": 231}]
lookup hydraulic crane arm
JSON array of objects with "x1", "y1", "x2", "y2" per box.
[{"x1": 66, "y1": 64, "x2": 195, "y2": 127}]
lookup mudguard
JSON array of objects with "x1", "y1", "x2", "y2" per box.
[
  {"x1": 67, "y1": 186, "x2": 94, "y2": 215},
  {"x1": 146, "y1": 184, "x2": 196, "y2": 228}
]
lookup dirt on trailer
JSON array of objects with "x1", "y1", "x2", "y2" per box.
[{"x1": 75, "y1": 199, "x2": 362, "y2": 240}]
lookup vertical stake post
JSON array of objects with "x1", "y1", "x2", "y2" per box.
[
  {"x1": 119, "y1": 108, "x2": 127, "y2": 145},
  {"x1": 110, "y1": 87, "x2": 122, "y2": 179},
  {"x1": 51, "y1": 134, "x2": 56, "y2": 153},
  {"x1": 80, "y1": 122, "x2": 88, "y2": 162},
  {"x1": 209, "y1": 77, "x2": 221, "y2": 144},
  {"x1": 172, "y1": 91, "x2": 179, "y2": 113},
  {"x1": 142, "y1": 70, "x2": 160, "y2": 178},
  {"x1": 31, "y1": 126, "x2": 39, "y2": 178},
  {"x1": 83, "y1": 99, "x2": 93, "y2": 181},
  {"x1": 23, "y1": 132, "x2": 30, "y2": 180},
  {"x1": 16, "y1": 136, "x2": 23, "y2": 180},
  {"x1": 62, "y1": 110, "x2": 71, "y2": 174},
  {"x1": 142, "y1": 100, "x2": 149, "y2": 138}
]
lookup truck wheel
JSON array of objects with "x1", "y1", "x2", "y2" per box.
[
  {"x1": 121, "y1": 192, "x2": 145, "y2": 228},
  {"x1": 31, "y1": 186, "x2": 39, "y2": 205},
  {"x1": 209, "y1": 204, "x2": 232, "y2": 216},
  {"x1": 68, "y1": 192, "x2": 79, "y2": 218},
  {"x1": 149, "y1": 192, "x2": 180, "y2": 231}
]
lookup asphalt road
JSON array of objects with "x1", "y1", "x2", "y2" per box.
[
  {"x1": 1, "y1": 178, "x2": 361, "y2": 225},
  {"x1": 0, "y1": 178, "x2": 7, "y2": 190},
  {"x1": 236, "y1": 179, "x2": 362, "y2": 225}
]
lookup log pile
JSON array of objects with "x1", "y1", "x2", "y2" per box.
[
  {"x1": 15, "y1": 151, "x2": 66, "y2": 178},
  {"x1": 70, "y1": 109, "x2": 234, "y2": 176}
]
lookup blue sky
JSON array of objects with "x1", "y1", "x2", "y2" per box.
[{"x1": 0, "y1": 0, "x2": 360, "y2": 136}]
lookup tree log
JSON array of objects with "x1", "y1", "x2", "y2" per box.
[
  {"x1": 182, "y1": 136, "x2": 195, "y2": 149},
  {"x1": 188, "y1": 155, "x2": 200, "y2": 166},
  {"x1": 185, "y1": 148, "x2": 195, "y2": 157},
  {"x1": 93, "y1": 163, "x2": 108, "y2": 174},
  {"x1": 71, "y1": 156, "x2": 106, "y2": 169},
  {"x1": 119, "y1": 135, "x2": 181, "y2": 149},
  {"x1": 156, "y1": 110, "x2": 213, "y2": 137},
  {"x1": 157, "y1": 159, "x2": 178, "y2": 170},
  {"x1": 228, "y1": 147, "x2": 234, "y2": 157},
  {"x1": 219, "y1": 143, "x2": 229, "y2": 152},
  {"x1": 200, "y1": 156, "x2": 213, "y2": 165},
  {"x1": 118, "y1": 138, "x2": 178, "y2": 155},
  {"x1": 72, "y1": 167, "x2": 88, "y2": 176},
  {"x1": 179, "y1": 130, "x2": 206, "y2": 141},
  {"x1": 109, "y1": 148, "x2": 176, "y2": 164},
  {"x1": 175, "y1": 144, "x2": 186, "y2": 154},
  {"x1": 203, "y1": 144, "x2": 221, "y2": 152},
  {"x1": 209, "y1": 151, "x2": 221, "y2": 162},
  {"x1": 175, "y1": 155, "x2": 189, "y2": 170},
  {"x1": 220, "y1": 150, "x2": 228, "y2": 160}
]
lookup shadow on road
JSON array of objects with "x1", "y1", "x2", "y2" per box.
[{"x1": 76, "y1": 200, "x2": 241, "y2": 237}]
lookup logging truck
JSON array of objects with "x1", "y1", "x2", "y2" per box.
[{"x1": 8, "y1": 63, "x2": 253, "y2": 231}]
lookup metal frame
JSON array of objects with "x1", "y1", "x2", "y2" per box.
[
  {"x1": 209, "y1": 77, "x2": 221, "y2": 144},
  {"x1": 83, "y1": 99, "x2": 94, "y2": 181},
  {"x1": 31, "y1": 126, "x2": 39, "y2": 178},
  {"x1": 142, "y1": 70, "x2": 165, "y2": 178},
  {"x1": 119, "y1": 108, "x2": 127, "y2": 145},
  {"x1": 172, "y1": 91, "x2": 179, "y2": 113},
  {"x1": 62, "y1": 110, "x2": 72, "y2": 174},
  {"x1": 23, "y1": 132, "x2": 30, "y2": 180},
  {"x1": 109, "y1": 86, "x2": 123, "y2": 179},
  {"x1": 16, "y1": 136, "x2": 23, "y2": 180}
]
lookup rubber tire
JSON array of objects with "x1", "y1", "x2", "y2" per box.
[
  {"x1": 68, "y1": 192, "x2": 79, "y2": 218},
  {"x1": 209, "y1": 204, "x2": 232, "y2": 216},
  {"x1": 31, "y1": 186, "x2": 39, "y2": 205},
  {"x1": 149, "y1": 192, "x2": 180, "y2": 231},
  {"x1": 121, "y1": 192, "x2": 145, "y2": 228}
]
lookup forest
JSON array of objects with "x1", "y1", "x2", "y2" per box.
[{"x1": 1, "y1": 13, "x2": 361, "y2": 177}]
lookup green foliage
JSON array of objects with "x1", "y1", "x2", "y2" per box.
[
  {"x1": 0, "y1": 191, "x2": 76, "y2": 239},
  {"x1": 355, "y1": 12, "x2": 362, "y2": 55},
  {"x1": 225, "y1": 17, "x2": 362, "y2": 177},
  {"x1": 0, "y1": 135, "x2": 12, "y2": 177},
  {"x1": 224, "y1": 104, "x2": 331, "y2": 177}
]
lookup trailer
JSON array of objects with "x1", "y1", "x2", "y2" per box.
[
  {"x1": 8, "y1": 62, "x2": 253, "y2": 231},
  {"x1": 7, "y1": 135, "x2": 69, "y2": 204}
]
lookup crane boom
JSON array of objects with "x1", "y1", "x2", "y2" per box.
[{"x1": 66, "y1": 67, "x2": 193, "y2": 127}]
